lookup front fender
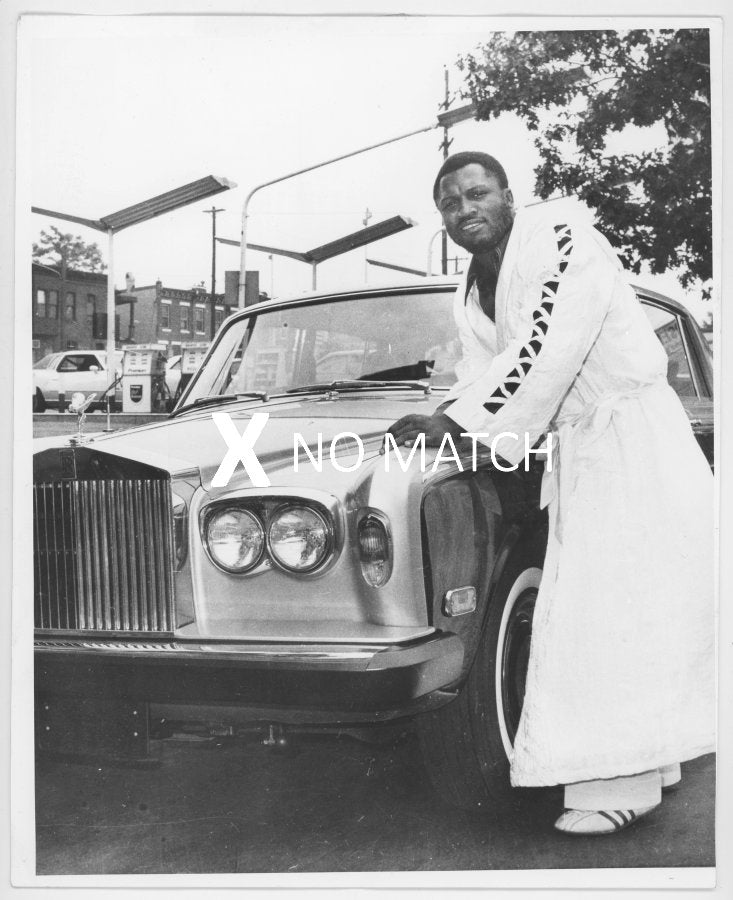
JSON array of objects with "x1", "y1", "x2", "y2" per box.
[{"x1": 420, "y1": 465, "x2": 546, "y2": 685}]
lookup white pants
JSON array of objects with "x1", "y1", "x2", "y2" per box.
[{"x1": 565, "y1": 763, "x2": 681, "y2": 810}]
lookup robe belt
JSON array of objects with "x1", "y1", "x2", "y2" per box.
[{"x1": 539, "y1": 380, "x2": 668, "y2": 542}]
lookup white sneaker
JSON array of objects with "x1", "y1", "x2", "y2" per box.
[{"x1": 554, "y1": 805, "x2": 659, "y2": 835}]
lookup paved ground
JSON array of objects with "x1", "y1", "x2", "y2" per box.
[{"x1": 35, "y1": 731, "x2": 715, "y2": 875}]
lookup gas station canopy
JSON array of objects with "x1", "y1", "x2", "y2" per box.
[
  {"x1": 217, "y1": 214, "x2": 416, "y2": 265},
  {"x1": 32, "y1": 176, "x2": 236, "y2": 234}
]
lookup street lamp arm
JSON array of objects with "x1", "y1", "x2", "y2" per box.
[
  {"x1": 237, "y1": 120, "x2": 443, "y2": 306},
  {"x1": 244, "y1": 122, "x2": 438, "y2": 207},
  {"x1": 426, "y1": 227, "x2": 446, "y2": 276}
]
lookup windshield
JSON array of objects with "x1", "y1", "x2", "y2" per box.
[
  {"x1": 33, "y1": 353, "x2": 62, "y2": 370},
  {"x1": 183, "y1": 290, "x2": 461, "y2": 404}
]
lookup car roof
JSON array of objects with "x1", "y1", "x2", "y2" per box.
[
  {"x1": 225, "y1": 275, "x2": 693, "y2": 321},
  {"x1": 631, "y1": 284, "x2": 691, "y2": 317},
  {"x1": 59, "y1": 348, "x2": 119, "y2": 355},
  {"x1": 226, "y1": 276, "x2": 459, "y2": 320}
]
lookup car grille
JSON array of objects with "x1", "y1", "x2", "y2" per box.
[{"x1": 34, "y1": 478, "x2": 175, "y2": 633}]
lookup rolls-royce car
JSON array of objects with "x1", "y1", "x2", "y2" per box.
[{"x1": 33, "y1": 278, "x2": 713, "y2": 808}]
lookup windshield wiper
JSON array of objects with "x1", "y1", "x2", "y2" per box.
[
  {"x1": 172, "y1": 391, "x2": 269, "y2": 416},
  {"x1": 173, "y1": 381, "x2": 434, "y2": 415},
  {"x1": 284, "y1": 380, "x2": 432, "y2": 396}
]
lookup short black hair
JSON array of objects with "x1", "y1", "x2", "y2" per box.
[{"x1": 432, "y1": 152, "x2": 509, "y2": 203}]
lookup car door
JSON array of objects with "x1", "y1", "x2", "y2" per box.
[
  {"x1": 640, "y1": 298, "x2": 714, "y2": 468},
  {"x1": 87, "y1": 353, "x2": 110, "y2": 394},
  {"x1": 56, "y1": 353, "x2": 106, "y2": 398}
]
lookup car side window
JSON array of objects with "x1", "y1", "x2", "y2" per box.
[
  {"x1": 90, "y1": 355, "x2": 105, "y2": 371},
  {"x1": 642, "y1": 303, "x2": 698, "y2": 399},
  {"x1": 56, "y1": 353, "x2": 103, "y2": 373},
  {"x1": 57, "y1": 355, "x2": 85, "y2": 373},
  {"x1": 78, "y1": 355, "x2": 102, "y2": 371}
]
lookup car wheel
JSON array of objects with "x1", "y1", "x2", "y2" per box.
[
  {"x1": 33, "y1": 389, "x2": 46, "y2": 413},
  {"x1": 415, "y1": 541, "x2": 544, "y2": 810}
]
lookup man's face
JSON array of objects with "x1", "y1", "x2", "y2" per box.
[{"x1": 435, "y1": 163, "x2": 514, "y2": 254}]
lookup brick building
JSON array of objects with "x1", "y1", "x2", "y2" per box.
[
  {"x1": 32, "y1": 265, "x2": 266, "y2": 363},
  {"x1": 124, "y1": 282, "x2": 226, "y2": 355},
  {"x1": 126, "y1": 271, "x2": 263, "y2": 356},
  {"x1": 32, "y1": 263, "x2": 136, "y2": 363}
]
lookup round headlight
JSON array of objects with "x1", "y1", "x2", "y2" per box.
[
  {"x1": 205, "y1": 507, "x2": 264, "y2": 573},
  {"x1": 267, "y1": 505, "x2": 330, "y2": 573}
]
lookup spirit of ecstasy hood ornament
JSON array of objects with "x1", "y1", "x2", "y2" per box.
[{"x1": 68, "y1": 392, "x2": 97, "y2": 445}]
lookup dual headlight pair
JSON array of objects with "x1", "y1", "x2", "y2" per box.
[
  {"x1": 204, "y1": 503, "x2": 332, "y2": 575},
  {"x1": 203, "y1": 502, "x2": 393, "y2": 587}
]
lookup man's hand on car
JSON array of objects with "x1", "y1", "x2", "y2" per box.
[{"x1": 387, "y1": 412, "x2": 464, "y2": 447}]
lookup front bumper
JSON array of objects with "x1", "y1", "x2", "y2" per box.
[{"x1": 34, "y1": 631, "x2": 465, "y2": 723}]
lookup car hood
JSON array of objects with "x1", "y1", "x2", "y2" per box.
[{"x1": 35, "y1": 391, "x2": 445, "y2": 490}]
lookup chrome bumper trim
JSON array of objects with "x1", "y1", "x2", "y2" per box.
[{"x1": 34, "y1": 638, "x2": 387, "y2": 661}]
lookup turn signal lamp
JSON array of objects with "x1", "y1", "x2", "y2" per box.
[
  {"x1": 357, "y1": 513, "x2": 392, "y2": 587},
  {"x1": 443, "y1": 586, "x2": 477, "y2": 617}
]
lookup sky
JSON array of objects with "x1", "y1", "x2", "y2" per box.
[{"x1": 21, "y1": 14, "x2": 712, "y2": 321}]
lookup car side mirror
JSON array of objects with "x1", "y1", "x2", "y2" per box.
[{"x1": 89, "y1": 365, "x2": 100, "y2": 373}]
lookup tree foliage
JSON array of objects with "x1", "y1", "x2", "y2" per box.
[
  {"x1": 458, "y1": 29, "x2": 711, "y2": 297},
  {"x1": 33, "y1": 225, "x2": 107, "y2": 274}
]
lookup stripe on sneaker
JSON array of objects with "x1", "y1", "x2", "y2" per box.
[
  {"x1": 597, "y1": 810, "x2": 625, "y2": 830},
  {"x1": 615, "y1": 810, "x2": 630, "y2": 826}
]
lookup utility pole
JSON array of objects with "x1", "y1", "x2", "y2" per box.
[
  {"x1": 203, "y1": 206, "x2": 225, "y2": 340},
  {"x1": 438, "y1": 68, "x2": 452, "y2": 276},
  {"x1": 58, "y1": 251, "x2": 67, "y2": 354},
  {"x1": 362, "y1": 207, "x2": 372, "y2": 284}
]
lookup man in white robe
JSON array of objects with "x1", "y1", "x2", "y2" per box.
[{"x1": 388, "y1": 152, "x2": 714, "y2": 835}]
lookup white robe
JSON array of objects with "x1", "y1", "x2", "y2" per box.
[{"x1": 444, "y1": 202, "x2": 715, "y2": 787}]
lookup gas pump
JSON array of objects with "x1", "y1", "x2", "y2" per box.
[
  {"x1": 121, "y1": 344, "x2": 168, "y2": 413},
  {"x1": 177, "y1": 342, "x2": 210, "y2": 400}
]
